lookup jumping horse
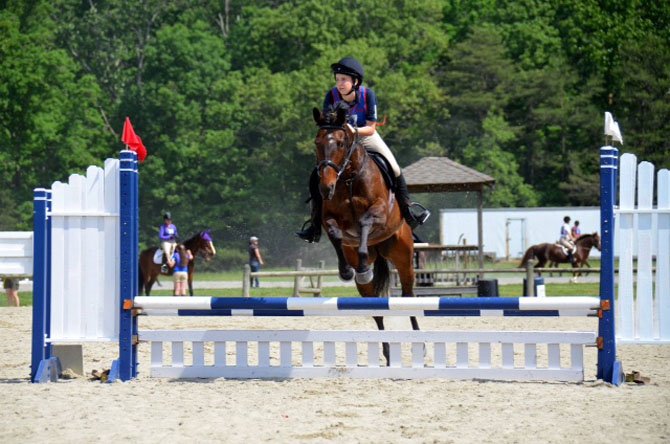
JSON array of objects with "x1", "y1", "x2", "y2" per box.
[
  {"x1": 139, "y1": 230, "x2": 216, "y2": 296},
  {"x1": 518, "y1": 233, "x2": 601, "y2": 279},
  {"x1": 312, "y1": 105, "x2": 418, "y2": 362}
]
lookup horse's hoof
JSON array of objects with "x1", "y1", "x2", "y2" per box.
[
  {"x1": 339, "y1": 267, "x2": 355, "y2": 281},
  {"x1": 355, "y1": 268, "x2": 374, "y2": 285}
]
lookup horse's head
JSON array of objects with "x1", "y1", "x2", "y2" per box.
[
  {"x1": 592, "y1": 232, "x2": 601, "y2": 251},
  {"x1": 577, "y1": 232, "x2": 601, "y2": 252},
  {"x1": 198, "y1": 230, "x2": 216, "y2": 260},
  {"x1": 312, "y1": 105, "x2": 358, "y2": 200}
]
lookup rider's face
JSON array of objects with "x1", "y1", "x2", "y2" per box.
[{"x1": 335, "y1": 74, "x2": 355, "y2": 95}]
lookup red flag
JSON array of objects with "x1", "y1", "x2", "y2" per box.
[{"x1": 121, "y1": 117, "x2": 147, "y2": 162}]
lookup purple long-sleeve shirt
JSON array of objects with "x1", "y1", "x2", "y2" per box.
[{"x1": 159, "y1": 223, "x2": 178, "y2": 241}]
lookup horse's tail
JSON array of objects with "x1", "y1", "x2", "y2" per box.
[
  {"x1": 519, "y1": 246, "x2": 535, "y2": 267},
  {"x1": 372, "y1": 255, "x2": 391, "y2": 297}
]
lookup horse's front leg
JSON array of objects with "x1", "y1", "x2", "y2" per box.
[
  {"x1": 325, "y1": 218, "x2": 354, "y2": 281},
  {"x1": 355, "y1": 214, "x2": 374, "y2": 284}
]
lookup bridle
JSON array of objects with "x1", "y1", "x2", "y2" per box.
[{"x1": 316, "y1": 124, "x2": 362, "y2": 183}]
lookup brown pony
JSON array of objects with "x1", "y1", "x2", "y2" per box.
[
  {"x1": 312, "y1": 106, "x2": 418, "y2": 361},
  {"x1": 518, "y1": 233, "x2": 601, "y2": 274},
  {"x1": 139, "y1": 230, "x2": 216, "y2": 296}
]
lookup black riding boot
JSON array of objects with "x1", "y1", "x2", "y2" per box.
[
  {"x1": 296, "y1": 169, "x2": 322, "y2": 243},
  {"x1": 395, "y1": 174, "x2": 430, "y2": 229}
]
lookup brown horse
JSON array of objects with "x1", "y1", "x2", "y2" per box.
[
  {"x1": 139, "y1": 230, "x2": 216, "y2": 296},
  {"x1": 312, "y1": 106, "x2": 418, "y2": 361},
  {"x1": 518, "y1": 233, "x2": 601, "y2": 275}
]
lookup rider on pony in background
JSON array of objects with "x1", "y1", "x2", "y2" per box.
[
  {"x1": 558, "y1": 215, "x2": 576, "y2": 264},
  {"x1": 159, "y1": 212, "x2": 179, "y2": 273},
  {"x1": 296, "y1": 56, "x2": 430, "y2": 243}
]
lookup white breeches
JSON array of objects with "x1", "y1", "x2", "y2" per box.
[{"x1": 360, "y1": 132, "x2": 401, "y2": 177}]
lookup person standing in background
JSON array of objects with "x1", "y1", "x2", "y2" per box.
[
  {"x1": 3, "y1": 277, "x2": 20, "y2": 307},
  {"x1": 172, "y1": 244, "x2": 192, "y2": 296},
  {"x1": 248, "y1": 236, "x2": 264, "y2": 288}
]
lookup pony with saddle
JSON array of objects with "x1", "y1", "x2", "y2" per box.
[
  {"x1": 139, "y1": 230, "x2": 216, "y2": 296},
  {"x1": 518, "y1": 233, "x2": 601, "y2": 275},
  {"x1": 312, "y1": 105, "x2": 418, "y2": 362}
]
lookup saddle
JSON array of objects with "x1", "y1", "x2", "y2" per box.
[
  {"x1": 555, "y1": 243, "x2": 576, "y2": 256},
  {"x1": 367, "y1": 151, "x2": 395, "y2": 191}
]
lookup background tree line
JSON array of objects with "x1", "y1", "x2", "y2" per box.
[{"x1": 1, "y1": 0, "x2": 668, "y2": 269}]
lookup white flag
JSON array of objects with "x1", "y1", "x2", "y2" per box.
[{"x1": 604, "y1": 111, "x2": 623, "y2": 145}]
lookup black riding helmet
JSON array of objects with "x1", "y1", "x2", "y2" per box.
[
  {"x1": 331, "y1": 57, "x2": 364, "y2": 89},
  {"x1": 164, "y1": 212, "x2": 172, "y2": 220}
]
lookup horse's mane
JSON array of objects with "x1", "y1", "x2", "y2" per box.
[
  {"x1": 577, "y1": 232, "x2": 598, "y2": 241},
  {"x1": 321, "y1": 102, "x2": 349, "y2": 128}
]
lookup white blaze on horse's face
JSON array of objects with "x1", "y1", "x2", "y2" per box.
[{"x1": 208, "y1": 241, "x2": 216, "y2": 256}]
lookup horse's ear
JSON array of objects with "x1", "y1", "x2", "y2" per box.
[
  {"x1": 313, "y1": 107, "x2": 322, "y2": 125},
  {"x1": 335, "y1": 106, "x2": 347, "y2": 126}
]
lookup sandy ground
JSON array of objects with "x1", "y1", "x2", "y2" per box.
[{"x1": 1, "y1": 306, "x2": 669, "y2": 443}]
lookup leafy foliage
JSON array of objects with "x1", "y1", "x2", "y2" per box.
[{"x1": 1, "y1": 0, "x2": 667, "y2": 267}]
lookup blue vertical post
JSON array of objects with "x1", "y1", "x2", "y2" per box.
[
  {"x1": 598, "y1": 146, "x2": 623, "y2": 385},
  {"x1": 31, "y1": 188, "x2": 52, "y2": 382},
  {"x1": 116, "y1": 150, "x2": 139, "y2": 381}
]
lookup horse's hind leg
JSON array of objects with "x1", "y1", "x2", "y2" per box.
[{"x1": 372, "y1": 316, "x2": 390, "y2": 365}]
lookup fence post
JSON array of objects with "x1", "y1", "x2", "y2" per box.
[
  {"x1": 315, "y1": 260, "x2": 325, "y2": 297},
  {"x1": 293, "y1": 259, "x2": 302, "y2": 297},
  {"x1": 525, "y1": 262, "x2": 535, "y2": 297},
  {"x1": 242, "y1": 264, "x2": 250, "y2": 297}
]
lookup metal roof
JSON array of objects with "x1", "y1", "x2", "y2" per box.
[{"x1": 403, "y1": 157, "x2": 495, "y2": 193}]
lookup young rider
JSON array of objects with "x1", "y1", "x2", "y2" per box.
[
  {"x1": 159, "y1": 212, "x2": 178, "y2": 272},
  {"x1": 296, "y1": 56, "x2": 430, "y2": 243},
  {"x1": 558, "y1": 215, "x2": 576, "y2": 264}
]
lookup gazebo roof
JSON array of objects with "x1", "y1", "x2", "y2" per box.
[{"x1": 403, "y1": 157, "x2": 495, "y2": 193}]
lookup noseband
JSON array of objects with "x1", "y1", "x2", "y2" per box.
[{"x1": 316, "y1": 125, "x2": 360, "y2": 182}]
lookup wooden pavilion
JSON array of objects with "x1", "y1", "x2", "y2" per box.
[{"x1": 402, "y1": 157, "x2": 495, "y2": 270}]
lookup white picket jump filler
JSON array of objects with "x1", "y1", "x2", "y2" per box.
[{"x1": 616, "y1": 153, "x2": 670, "y2": 343}]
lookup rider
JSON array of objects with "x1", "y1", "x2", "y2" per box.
[
  {"x1": 558, "y1": 215, "x2": 576, "y2": 264},
  {"x1": 159, "y1": 212, "x2": 179, "y2": 273},
  {"x1": 571, "y1": 220, "x2": 581, "y2": 239},
  {"x1": 296, "y1": 56, "x2": 430, "y2": 243}
]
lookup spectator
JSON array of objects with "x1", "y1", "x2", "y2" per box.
[
  {"x1": 3, "y1": 277, "x2": 20, "y2": 307},
  {"x1": 248, "y1": 236, "x2": 264, "y2": 288},
  {"x1": 172, "y1": 244, "x2": 192, "y2": 297}
]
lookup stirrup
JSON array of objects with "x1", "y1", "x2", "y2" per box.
[
  {"x1": 409, "y1": 202, "x2": 431, "y2": 225},
  {"x1": 295, "y1": 220, "x2": 320, "y2": 243}
]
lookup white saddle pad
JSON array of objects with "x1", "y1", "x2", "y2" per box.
[{"x1": 153, "y1": 250, "x2": 163, "y2": 265}]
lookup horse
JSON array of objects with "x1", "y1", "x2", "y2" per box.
[
  {"x1": 138, "y1": 230, "x2": 216, "y2": 296},
  {"x1": 518, "y1": 233, "x2": 601, "y2": 280},
  {"x1": 312, "y1": 105, "x2": 418, "y2": 363}
]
